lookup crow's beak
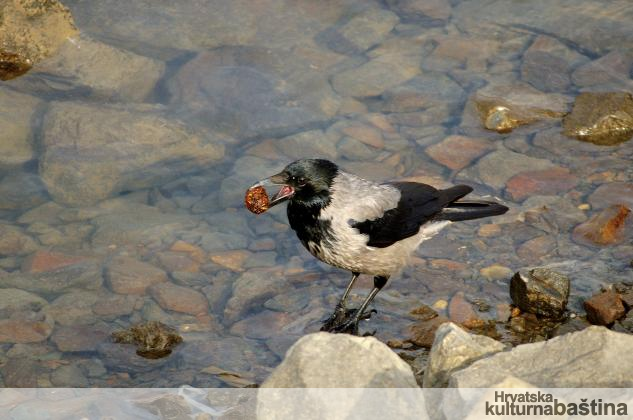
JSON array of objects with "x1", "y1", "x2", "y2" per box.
[{"x1": 251, "y1": 172, "x2": 295, "y2": 208}]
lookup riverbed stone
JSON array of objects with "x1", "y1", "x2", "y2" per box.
[
  {"x1": 0, "y1": 260, "x2": 102, "y2": 295},
  {"x1": 458, "y1": 148, "x2": 555, "y2": 190},
  {"x1": 0, "y1": 312, "x2": 54, "y2": 344},
  {"x1": 423, "y1": 323, "x2": 505, "y2": 388},
  {"x1": 262, "y1": 332, "x2": 417, "y2": 387},
  {"x1": 332, "y1": 53, "x2": 420, "y2": 97},
  {"x1": 510, "y1": 268, "x2": 570, "y2": 319},
  {"x1": 0, "y1": 288, "x2": 47, "y2": 318},
  {"x1": 425, "y1": 135, "x2": 492, "y2": 171},
  {"x1": 223, "y1": 270, "x2": 289, "y2": 323},
  {"x1": 584, "y1": 291, "x2": 626, "y2": 326},
  {"x1": 572, "y1": 51, "x2": 633, "y2": 88},
  {"x1": 572, "y1": 204, "x2": 631, "y2": 246},
  {"x1": 450, "y1": 326, "x2": 633, "y2": 387},
  {"x1": 464, "y1": 84, "x2": 570, "y2": 133},
  {"x1": 106, "y1": 256, "x2": 168, "y2": 295},
  {"x1": 331, "y1": 8, "x2": 399, "y2": 53},
  {"x1": 505, "y1": 167, "x2": 578, "y2": 202},
  {"x1": 39, "y1": 101, "x2": 226, "y2": 206},
  {"x1": 168, "y1": 46, "x2": 339, "y2": 140},
  {"x1": 15, "y1": 35, "x2": 164, "y2": 101},
  {"x1": 51, "y1": 324, "x2": 110, "y2": 352},
  {"x1": 0, "y1": 88, "x2": 42, "y2": 170},
  {"x1": 149, "y1": 282, "x2": 209, "y2": 316},
  {"x1": 589, "y1": 182, "x2": 633, "y2": 210},
  {"x1": 562, "y1": 92, "x2": 633, "y2": 145},
  {"x1": 46, "y1": 291, "x2": 99, "y2": 326}
]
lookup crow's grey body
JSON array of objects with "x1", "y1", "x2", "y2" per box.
[{"x1": 307, "y1": 171, "x2": 450, "y2": 276}]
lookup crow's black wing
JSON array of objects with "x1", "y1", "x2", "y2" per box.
[{"x1": 349, "y1": 183, "x2": 472, "y2": 248}]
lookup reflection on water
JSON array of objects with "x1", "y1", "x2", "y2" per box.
[{"x1": 0, "y1": 0, "x2": 632, "y2": 387}]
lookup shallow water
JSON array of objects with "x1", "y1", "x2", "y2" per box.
[{"x1": 0, "y1": 0, "x2": 632, "y2": 387}]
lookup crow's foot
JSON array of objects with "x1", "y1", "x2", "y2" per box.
[{"x1": 321, "y1": 308, "x2": 376, "y2": 335}]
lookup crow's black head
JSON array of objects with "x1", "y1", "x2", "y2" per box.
[{"x1": 255, "y1": 159, "x2": 339, "y2": 209}]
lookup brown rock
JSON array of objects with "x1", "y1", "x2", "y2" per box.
[
  {"x1": 21, "y1": 251, "x2": 87, "y2": 273},
  {"x1": 584, "y1": 291, "x2": 626, "y2": 326},
  {"x1": 429, "y1": 259, "x2": 467, "y2": 271},
  {"x1": 496, "y1": 303, "x2": 512, "y2": 322},
  {"x1": 0, "y1": 51, "x2": 32, "y2": 80},
  {"x1": 572, "y1": 204, "x2": 631, "y2": 246},
  {"x1": 469, "y1": 84, "x2": 570, "y2": 133},
  {"x1": 1, "y1": 358, "x2": 39, "y2": 387},
  {"x1": 448, "y1": 292, "x2": 480, "y2": 327},
  {"x1": 93, "y1": 294, "x2": 137, "y2": 317},
  {"x1": 425, "y1": 135, "x2": 492, "y2": 171},
  {"x1": 169, "y1": 240, "x2": 206, "y2": 263},
  {"x1": 478, "y1": 224, "x2": 502, "y2": 237},
  {"x1": 209, "y1": 250, "x2": 251, "y2": 272},
  {"x1": 51, "y1": 324, "x2": 109, "y2": 352},
  {"x1": 0, "y1": 314, "x2": 54, "y2": 343},
  {"x1": 150, "y1": 282, "x2": 209, "y2": 315},
  {"x1": 516, "y1": 236, "x2": 557, "y2": 263},
  {"x1": 589, "y1": 182, "x2": 633, "y2": 210},
  {"x1": 505, "y1": 167, "x2": 579, "y2": 201},
  {"x1": 341, "y1": 123, "x2": 385, "y2": 149},
  {"x1": 572, "y1": 51, "x2": 633, "y2": 88},
  {"x1": 408, "y1": 315, "x2": 450, "y2": 348},
  {"x1": 157, "y1": 252, "x2": 200, "y2": 273},
  {"x1": 0, "y1": 225, "x2": 39, "y2": 256},
  {"x1": 563, "y1": 92, "x2": 633, "y2": 145},
  {"x1": 106, "y1": 256, "x2": 168, "y2": 295},
  {"x1": 510, "y1": 268, "x2": 570, "y2": 318},
  {"x1": 229, "y1": 310, "x2": 293, "y2": 339}
]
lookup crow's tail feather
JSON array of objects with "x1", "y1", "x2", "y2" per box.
[{"x1": 439, "y1": 200, "x2": 509, "y2": 222}]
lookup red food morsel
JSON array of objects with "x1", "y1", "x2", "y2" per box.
[{"x1": 245, "y1": 186, "x2": 270, "y2": 214}]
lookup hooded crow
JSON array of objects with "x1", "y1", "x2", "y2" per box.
[{"x1": 250, "y1": 158, "x2": 508, "y2": 335}]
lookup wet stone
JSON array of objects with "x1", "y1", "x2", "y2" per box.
[
  {"x1": 516, "y1": 236, "x2": 557, "y2": 264},
  {"x1": 0, "y1": 288, "x2": 47, "y2": 318},
  {"x1": 330, "y1": 8, "x2": 399, "y2": 53},
  {"x1": 149, "y1": 282, "x2": 209, "y2": 316},
  {"x1": 223, "y1": 270, "x2": 290, "y2": 323},
  {"x1": 386, "y1": 0, "x2": 452, "y2": 21},
  {"x1": 112, "y1": 321, "x2": 183, "y2": 359},
  {"x1": 0, "y1": 224, "x2": 39, "y2": 257},
  {"x1": 448, "y1": 292, "x2": 481, "y2": 328},
  {"x1": 584, "y1": 291, "x2": 626, "y2": 326},
  {"x1": 22, "y1": 250, "x2": 88, "y2": 273},
  {"x1": 521, "y1": 44, "x2": 572, "y2": 92},
  {"x1": 46, "y1": 291, "x2": 99, "y2": 326},
  {"x1": 467, "y1": 84, "x2": 570, "y2": 133},
  {"x1": 589, "y1": 182, "x2": 633, "y2": 211},
  {"x1": 0, "y1": 312, "x2": 54, "y2": 344},
  {"x1": 510, "y1": 268, "x2": 570, "y2": 319},
  {"x1": 505, "y1": 167, "x2": 579, "y2": 202},
  {"x1": 408, "y1": 315, "x2": 450, "y2": 348},
  {"x1": 50, "y1": 364, "x2": 89, "y2": 387},
  {"x1": 1, "y1": 357, "x2": 39, "y2": 387},
  {"x1": 425, "y1": 135, "x2": 493, "y2": 171},
  {"x1": 51, "y1": 324, "x2": 110, "y2": 352},
  {"x1": 572, "y1": 51, "x2": 633, "y2": 88},
  {"x1": 106, "y1": 256, "x2": 168, "y2": 295},
  {"x1": 0, "y1": 50, "x2": 32, "y2": 80},
  {"x1": 572, "y1": 204, "x2": 631, "y2": 246},
  {"x1": 0, "y1": 171, "x2": 49, "y2": 210},
  {"x1": 562, "y1": 92, "x2": 633, "y2": 145}
]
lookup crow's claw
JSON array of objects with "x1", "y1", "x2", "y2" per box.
[{"x1": 321, "y1": 308, "x2": 377, "y2": 335}]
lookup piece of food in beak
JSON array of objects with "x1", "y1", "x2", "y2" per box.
[{"x1": 245, "y1": 185, "x2": 270, "y2": 214}]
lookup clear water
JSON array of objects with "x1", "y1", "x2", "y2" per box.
[{"x1": 0, "y1": 0, "x2": 632, "y2": 387}]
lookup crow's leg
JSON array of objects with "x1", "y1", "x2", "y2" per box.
[
  {"x1": 321, "y1": 272, "x2": 360, "y2": 331},
  {"x1": 333, "y1": 275, "x2": 389, "y2": 335}
]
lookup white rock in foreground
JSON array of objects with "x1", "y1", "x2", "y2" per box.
[
  {"x1": 449, "y1": 326, "x2": 633, "y2": 387},
  {"x1": 424, "y1": 322, "x2": 506, "y2": 388},
  {"x1": 262, "y1": 332, "x2": 417, "y2": 388}
]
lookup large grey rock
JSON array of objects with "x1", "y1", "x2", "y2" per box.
[
  {"x1": 168, "y1": 47, "x2": 340, "y2": 140},
  {"x1": 263, "y1": 332, "x2": 418, "y2": 387},
  {"x1": 68, "y1": 0, "x2": 349, "y2": 59},
  {"x1": 449, "y1": 326, "x2": 633, "y2": 387},
  {"x1": 40, "y1": 101, "x2": 226, "y2": 206},
  {"x1": 0, "y1": 172, "x2": 49, "y2": 210},
  {"x1": 423, "y1": 323, "x2": 506, "y2": 388},
  {"x1": 13, "y1": 36, "x2": 164, "y2": 102},
  {"x1": 510, "y1": 268, "x2": 570, "y2": 318},
  {"x1": 458, "y1": 147, "x2": 555, "y2": 189},
  {"x1": 0, "y1": 88, "x2": 41, "y2": 170},
  {"x1": 453, "y1": 0, "x2": 633, "y2": 56}
]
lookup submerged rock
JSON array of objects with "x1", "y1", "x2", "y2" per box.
[
  {"x1": 505, "y1": 167, "x2": 579, "y2": 202},
  {"x1": 112, "y1": 321, "x2": 183, "y2": 359},
  {"x1": 449, "y1": 327, "x2": 633, "y2": 387},
  {"x1": 466, "y1": 84, "x2": 570, "y2": 133},
  {"x1": 584, "y1": 291, "x2": 626, "y2": 326},
  {"x1": 423, "y1": 323, "x2": 505, "y2": 388},
  {"x1": 572, "y1": 204, "x2": 631, "y2": 246},
  {"x1": 262, "y1": 332, "x2": 417, "y2": 387},
  {"x1": 510, "y1": 268, "x2": 570, "y2": 319},
  {"x1": 39, "y1": 101, "x2": 226, "y2": 206},
  {"x1": 562, "y1": 92, "x2": 633, "y2": 145},
  {"x1": 0, "y1": 87, "x2": 42, "y2": 171}
]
